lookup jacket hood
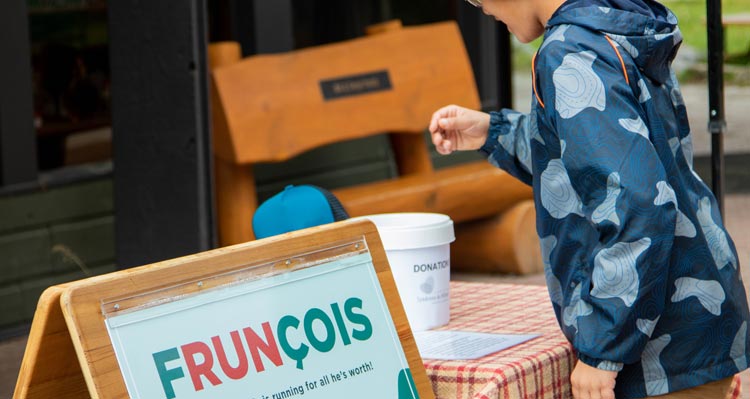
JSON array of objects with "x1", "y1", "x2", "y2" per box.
[{"x1": 546, "y1": 0, "x2": 682, "y2": 84}]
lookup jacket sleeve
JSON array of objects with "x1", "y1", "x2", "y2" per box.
[
  {"x1": 478, "y1": 109, "x2": 534, "y2": 186},
  {"x1": 536, "y1": 37, "x2": 677, "y2": 370}
]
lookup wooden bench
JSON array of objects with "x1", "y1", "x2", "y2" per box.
[
  {"x1": 208, "y1": 21, "x2": 539, "y2": 273},
  {"x1": 723, "y1": 13, "x2": 750, "y2": 28},
  {"x1": 723, "y1": 13, "x2": 750, "y2": 57}
]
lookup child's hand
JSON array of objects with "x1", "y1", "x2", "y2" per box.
[
  {"x1": 428, "y1": 105, "x2": 490, "y2": 155},
  {"x1": 570, "y1": 361, "x2": 617, "y2": 399}
]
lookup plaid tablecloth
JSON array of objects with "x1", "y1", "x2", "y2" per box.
[{"x1": 423, "y1": 281, "x2": 741, "y2": 399}]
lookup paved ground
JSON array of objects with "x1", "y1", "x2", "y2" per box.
[{"x1": 2, "y1": 80, "x2": 749, "y2": 397}]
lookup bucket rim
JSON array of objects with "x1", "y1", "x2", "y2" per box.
[{"x1": 353, "y1": 212, "x2": 455, "y2": 250}]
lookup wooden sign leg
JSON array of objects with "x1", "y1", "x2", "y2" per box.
[{"x1": 13, "y1": 285, "x2": 90, "y2": 399}]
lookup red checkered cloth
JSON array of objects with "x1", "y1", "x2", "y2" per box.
[{"x1": 423, "y1": 281, "x2": 741, "y2": 399}]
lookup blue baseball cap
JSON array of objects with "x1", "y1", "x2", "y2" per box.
[{"x1": 252, "y1": 185, "x2": 349, "y2": 239}]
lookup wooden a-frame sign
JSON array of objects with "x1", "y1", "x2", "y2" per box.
[{"x1": 14, "y1": 219, "x2": 434, "y2": 399}]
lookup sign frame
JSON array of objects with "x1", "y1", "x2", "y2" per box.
[{"x1": 14, "y1": 219, "x2": 434, "y2": 399}]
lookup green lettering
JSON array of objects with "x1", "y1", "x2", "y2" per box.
[
  {"x1": 344, "y1": 297, "x2": 372, "y2": 341},
  {"x1": 304, "y1": 307, "x2": 336, "y2": 353},
  {"x1": 153, "y1": 347, "x2": 185, "y2": 399},
  {"x1": 277, "y1": 315, "x2": 309, "y2": 370},
  {"x1": 330, "y1": 302, "x2": 352, "y2": 345}
]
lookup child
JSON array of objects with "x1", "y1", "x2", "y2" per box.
[{"x1": 429, "y1": 0, "x2": 750, "y2": 398}]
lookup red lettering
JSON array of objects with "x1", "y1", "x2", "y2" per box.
[
  {"x1": 242, "y1": 322, "x2": 283, "y2": 372},
  {"x1": 211, "y1": 331, "x2": 249, "y2": 380},
  {"x1": 181, "y1": 341, "x2": 222, "y2": 391}
]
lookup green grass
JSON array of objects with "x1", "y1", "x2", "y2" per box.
[{"x1": 664, "y1": 0, "x2": 750, "y2": 61}]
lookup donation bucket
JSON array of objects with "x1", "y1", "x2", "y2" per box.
[{"x1": 360, "y1": 213, "x2": 455, "y2": 331}]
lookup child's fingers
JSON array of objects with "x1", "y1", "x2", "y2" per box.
[
  {"x1": 438, "y1": 117, "x2": 461, "y2": 131},
  {"x1": 431, "y1": 131, "x2": 451, "y2": 154},
  {"x1": 430, "y1": 131, "x2": 442, "y2": 149},
  {"x1": 429, "y1": 113, "x2": 440, "y2": 134},
  {"x1": 438, "y1": 139, "x2": 453, "y2": 155},
  {"x1": 431, "y1": 130, "x2": 443, "y2": 147},
  {"x1": 429, "y1": 106, "x2": 451, "y2": 133}
]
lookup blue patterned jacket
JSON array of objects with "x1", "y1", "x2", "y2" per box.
[{"x1": 479, "y1": 1, "x2": 750, "y2": 397}]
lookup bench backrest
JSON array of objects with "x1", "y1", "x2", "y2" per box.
[
  {"x1": 211, "y1": 21, "x2": 480, "y2": 164},
  {"x1": 209, "y1": 21, "x2": 485, "y2": 245}
]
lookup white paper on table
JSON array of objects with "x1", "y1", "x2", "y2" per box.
[{"x1": 413, "y1": 330, "x2": 540, "y2": 360}]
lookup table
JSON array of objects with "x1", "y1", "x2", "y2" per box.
[
  {"x1": 424, "y1": 281, "x2": 741, "y2": 399},
  {"x1": 424, "y1": 282, "x2": 574, "y2": 399}
]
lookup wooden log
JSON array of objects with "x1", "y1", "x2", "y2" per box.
[
  {"x1": 334, "y1": 161, "x2": 533, "y2": 223},
  {"x1": 209, "y1": 42, "x2": 258, "y2": 245},
  {"x1": 451, "y1": 200, "x2": 543, "y2": 275},
  {"x1": 207, "y1": 41, "x2": 242, "y2": 68},
  {"x1": 214, "y1": 155, "x2": 532, "y2": 246},
  {"x1": 365, "y1": 19, "x2": 404, "y2": 36},
  {"x1": 214, "y1": 157, "x2": 256, "y2": 245},
  {"x1": 388, "y1": 132, "x2": 434, "y2": 176}
]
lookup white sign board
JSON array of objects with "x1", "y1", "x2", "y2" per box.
[{"x1": 104, "y1": 253, "x2": 420, "y2": 399}]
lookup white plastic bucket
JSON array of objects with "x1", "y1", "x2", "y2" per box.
[{"x1": 359, "y1": 213, "x2": 455, "y2": 331}]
